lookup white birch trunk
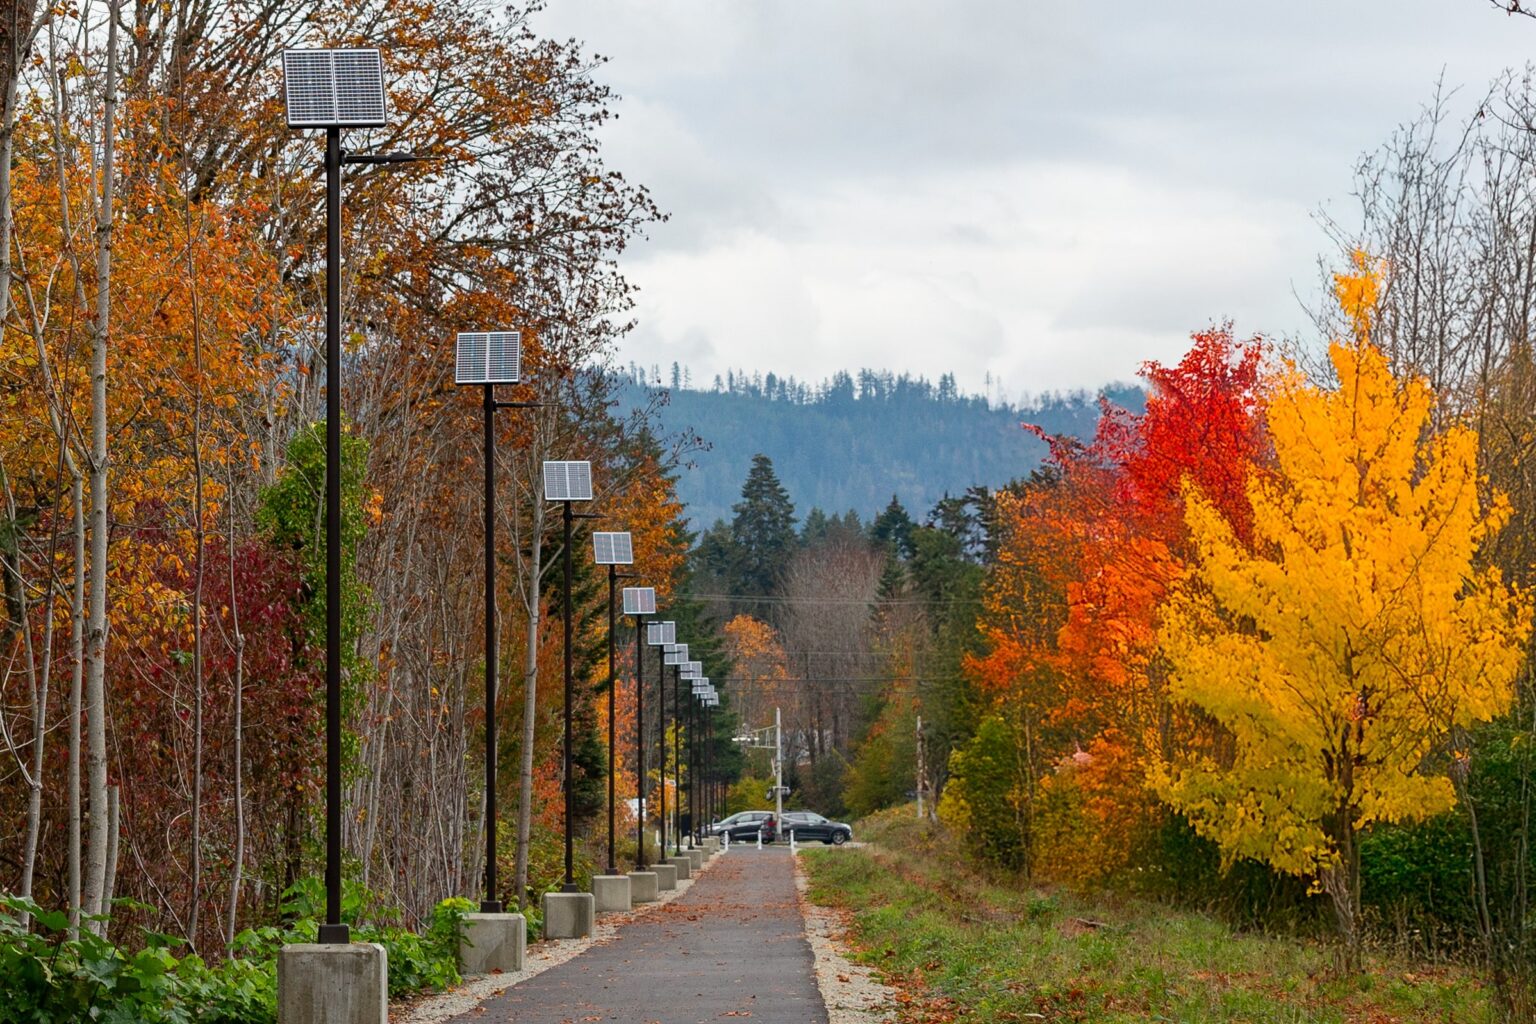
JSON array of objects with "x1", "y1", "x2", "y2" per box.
[{"x1": 81, "y1": 0, "x2": 119, "y2": 930}]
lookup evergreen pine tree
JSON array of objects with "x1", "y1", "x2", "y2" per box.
[
  {"x1": 729, "y1": 454, "x2": 797, "y2": 601},
  {"x1": 871, "y1": 494, "x2": 916, "y2": 558}
]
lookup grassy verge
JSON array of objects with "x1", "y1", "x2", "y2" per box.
[{"x1": 800, "y1": 809, "x2": 1490, "y2": 1023}]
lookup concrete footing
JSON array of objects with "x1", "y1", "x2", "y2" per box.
[
  {"x1": 628, "y1": 870, "x2": 659, "y2": 903},
  {"x1": 592, "y1": 874, "x2": 632, "y2": 913},
  {"x1": 277, "y1": 942, "x2": 388, "y2": 1024},
  {"x1": 653, "y1": 863, "x2": 678, "y2": 890},
  {"x1": 541, "y1": 891, "x2": 595, "y2": 939},
  {"x1": 687, "y1": 847, "x2": 704, "y2": 871},
  {"x1": 458, "y1": 913, "x2": 525, "y2": 975},
  {"x1": 666, "y1": 854, "x2": 692, "y2": 880}
]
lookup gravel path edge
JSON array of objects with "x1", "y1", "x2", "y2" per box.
[{"x1": 794, "y1": 851, "x2": 895, "y2": 1024}]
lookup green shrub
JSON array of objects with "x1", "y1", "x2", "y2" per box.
[
  {"x1": 0, "y1": 894, "x2": 275, "y2": 1024},
  {"x1": 0, "y1": 883, "x2": 474, "y2": 1023}
]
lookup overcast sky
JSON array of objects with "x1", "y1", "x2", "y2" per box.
[{"x1": 534, "y1": 1, "x2": 1533, "y2": 400}]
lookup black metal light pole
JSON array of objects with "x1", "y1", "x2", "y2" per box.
[
  {"x1": 673, "y1": 664, "x2": 684, "y2": 854},
  {"x1": 454, "y1": 331, "x2": 529, "y2": 914},
  {"x1": 603, "y1": 570, "x2": 638, "y2": 874},
  {"x1": 606, "y1": 564, "x2": 617, "y2": 874},
  {"x1": 562, "y1": 499, "x2": 576, "y2": 890},
  {"x1": 282, "y1": 45, "x2": 425, "y2": 949},
  {"x1": 690, "y1": 688, "x2": 699, "y2": 844},
  {"x1": 631, "y1": 610, "x2": 647, "y2": 868},
  {"x1": 590, "y1": 533, "x2": 632, "y2": 880},
  {"x1": 620, "y1": 585, "x2": 654, "y2": 872},
  {"x1": 481, "y1": 385, "x2": 497, "y2": 911},
  {"x1": 703, "y1": 700, "x2": 709, "y2": 835},
  {"x1": 658, "y1": 641, "x2": 669, "y2": 855},
  {"x1": 542, "y1": 461, "x2": 594, "y2": 894},
  {"x1": 657, "y1": 645, "x2": 665, "y2": 856},
  {"x1": 321, "y1": 124, "x2": 344, "y2": 944}
]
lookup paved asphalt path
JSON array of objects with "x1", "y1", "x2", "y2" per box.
[{"x1": 450, "y1": 846, "x2": 829, "y2": 1024}]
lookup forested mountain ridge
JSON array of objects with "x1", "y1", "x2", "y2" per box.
[{"x1": 618, "y1": 367, "x2": 1144, "y2": 528}]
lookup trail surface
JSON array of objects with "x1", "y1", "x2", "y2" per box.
[{"x1": 449, "y1": 845, "x2": 828, "y2": 1024}]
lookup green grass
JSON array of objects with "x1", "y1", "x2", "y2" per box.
[{"x1": 800, "y1": 810, "x2": 1490, "y2": 1023}]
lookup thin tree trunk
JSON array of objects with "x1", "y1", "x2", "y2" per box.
[
  {"x1": 224, "y1": 547, "x2": 245, "y2": 948},
  {"x1": 82, "y1": 0, "x2": 120, "y2": 931},
  {"x1": 185, "y1": 167, "x2": 208, "y2": 952},
  {"x1": 19, "y1": 550, "x2": 55, "y2": 923},
  {"x1": 68, "y1": 472, "x2": 83, "y2": 935},
  {"x1": 100, "y1": 783, "x2": 119, "y2": 931},
  {"x1": 512, "y1": 502, "x2": 545, "y2": 910}
]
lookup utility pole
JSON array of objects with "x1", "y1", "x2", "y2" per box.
[
  {"x1": 915, "y1": 713, "x2": 925, "y2": 820},
  {"x1": 774, "y1": 706, "x2": 783, "y2": 827}
]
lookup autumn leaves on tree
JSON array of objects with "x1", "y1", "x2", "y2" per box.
[
  {"x1": 958, "y1": 256, "x2": 1531, "y2": 962},
  {"x1": 0, "y1": 0, "x2": 683, "y2": 955}
]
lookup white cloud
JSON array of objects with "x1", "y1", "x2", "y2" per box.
[{"x1": 537, "y1": 0, "x2": 1536, "y2": 394}]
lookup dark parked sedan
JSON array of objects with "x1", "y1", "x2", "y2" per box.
[
  {"x1": 709, "y1": 811, "x2": 778, "y2": 842},
  {"x1": 779, "y1": 811, "x2": 852, "y2": 845}
]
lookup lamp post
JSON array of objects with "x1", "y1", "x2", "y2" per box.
[
  {"x1": 543, "y1": 460, "x2": 594, "y2": 892},
  {"x1": 592, "y1": 532, "x2": 634, "y2": 876},
  {"x1": 649, "y1": 624, "x2": 677, "y2": 854},
  {"x1": 281, "y1": 47, "x2": 425, "y2": 946},
  {"x1": 689, "y1": 677, "x2": 707, "y2": 844},
  {"x1": 673, "y1": 662, "x2": 686, "y2": 852},
  {"x1": 663, "y1": 642, "x2": 688, "y2": 854},
  {"x1": 453, "y1": 332, "x2": 533, "y2": 913},
  {"x1": 681, "y1": 661, "x2": 703, "y2": 844},
  {"x1": 624, "y1": 589, "x2": 657, "y2": 868}
]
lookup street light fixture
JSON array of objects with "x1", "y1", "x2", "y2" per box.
[
  {"x1": 623, "y1": 588, "x2": 656, "y2": 869},
  {"x1": 592, "y1": 532, "x2": 634, "y2": 877},
  {"x1": 543, "y1": 460, "x2": 594, "y2": 892},
  {"x1": 454, "y1": 330, "x2": 533, "y2": 914},
  {"x1": 282, "y1": 47, "x2": 422, "y2": 946}
]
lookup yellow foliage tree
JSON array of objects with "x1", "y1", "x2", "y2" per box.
[{"x1": 1154, "y1": 262, "x2": 1531, "y2": 962}]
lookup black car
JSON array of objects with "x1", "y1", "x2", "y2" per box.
[
  {"x1": 779, "y1": 811, "x2": 852, "y2": 845},
  {"x1": 709, "y1": 811, "x2": 778, "y2": 842}
]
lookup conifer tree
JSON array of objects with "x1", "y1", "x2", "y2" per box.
[{"x1": 728, "y1": 454, "x2": 798, "y2": 601}]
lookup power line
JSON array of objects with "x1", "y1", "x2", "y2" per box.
[{"x1": 688, "y1": 592, "x2": 980, "y2": 607}]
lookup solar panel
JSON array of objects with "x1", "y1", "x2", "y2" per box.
[
  {"x1": 542, "y1": 461, "x2": 593, "y2": 502},
  {"x1": 455, "y1": 331, "x2": 521, "y2": 385},
  {"x1": 646, "y1": 621, "x2": 675, "y2": 646},
  {"x1": 664, "y1": 645, "x2": 688, "y2": 665},
  {"x1": 681, "y1": 661, "x2": 702, "y2": 679},
  {"x1": 283, "y1": 49, "x2": 387, "y2": 129},
  {"x1": 592, "y1": 532, "x2": 634, "y2": 565},
  {"x1": 622, "y1": 587, "x2": 656, "y2": 616}
]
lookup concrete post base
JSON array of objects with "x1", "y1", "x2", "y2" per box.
[
  {"x1": 628, "y1": 870, "x2": 659, "y2": 903},
  {"x1": 277, "y1": 943, "x2": 387, "y2": 1024},
  {"x1": 653, "y1": 863, "x2": 678, "y2": 890},
  {"x1": 592, "y1": 874, "x2": 632, "y2": 913},
  {"x1": 666, "y1": 854, "x2": 692, "y2": 880},
  {"x1": 687, "y1": 847, "x2": 704, "y2": 871},
  {"x1": 458, "y1": 913, "x2": 525, "y2": 975},
  {"x1": 704, "y1": 836, "x2": 719, "y2": 852},
  {"x1": 541, "y1": 891, "x2": 595, "y2": 939}
]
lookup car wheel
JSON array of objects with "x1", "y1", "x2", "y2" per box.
[{"x1": 832, "y1": 831, "x2": 848, "y2": 845}]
